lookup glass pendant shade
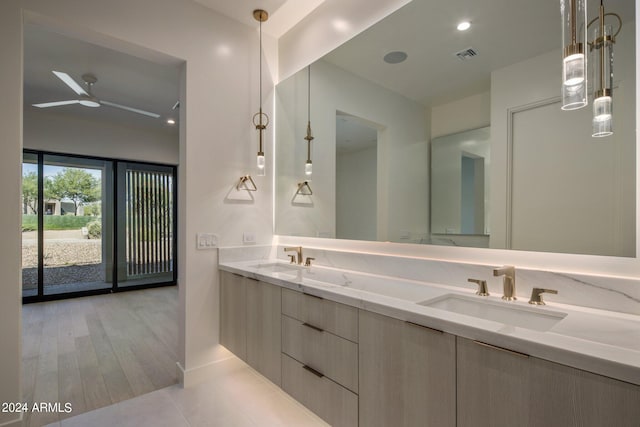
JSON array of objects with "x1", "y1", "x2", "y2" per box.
[
  {"x1": 561, "y1": 0, "x2": 588, "y2": 110},
  {"x1": 591, "y1": 24, "x2": 614, "y2": 137},
  {"x1": 256, "y1": 153, "x2": 266, "y2": 176},
  {"x1": 592, "y1": 96, "x2": 613, "y2": 137},
  {"x1": 305, "y1": 161, "x2": 313, "y2": 176}
]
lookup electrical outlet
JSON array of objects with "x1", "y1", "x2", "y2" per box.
[
  {"x1": 196, "y1": 233, "x2": 218, "y2": 249},
  {"x1": 243, "y1": 232, "x2": 256, "y2": 244}
]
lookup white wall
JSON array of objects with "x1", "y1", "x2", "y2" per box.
[
  {"x1": 430, "y1": 91, "x2": 491, "y2": 139},
  {"x1": 275, "y1": 59, "x2": 428, "y2": 242},
  {"x1": 1, "y1": 0, "x2": 276, "y2": 410},
  {"x1": 0, "y1": 1, "x2": 23, "y2": 425},
  {"x1": 24, "y1": 109, "x2": 179, "y2": 164}
]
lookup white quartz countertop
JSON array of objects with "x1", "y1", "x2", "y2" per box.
[{"x1": 219, "y1": 260, "x2": 640, "y2": 386}]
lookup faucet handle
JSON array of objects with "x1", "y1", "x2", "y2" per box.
[
  {"x1": 468, "y1": 278, "x2": 489, "y2": 296},
  {"x1": 304, "y1": 257, "x2": 315, "y2": 267},
  {"x1": 528, "y1": 288, "x2": 558, "y2": 305},
  {"x1": 287, "y1": 254, "x2": 297, "y2": 264}
]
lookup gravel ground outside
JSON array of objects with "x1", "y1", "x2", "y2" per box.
[{"x1": 22, "y1": 232, "x2": 104, "y2": 289}]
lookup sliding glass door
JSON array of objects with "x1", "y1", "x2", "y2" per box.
[
  {"x1": 22, "y1": 151, "x2": 176, "y2": 302},
  {"x1": 42, "y1": 154, "x2": 113, "y2": 296}
]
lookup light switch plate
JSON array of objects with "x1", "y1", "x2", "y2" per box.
[{"x1": 196, "y1": 233, "x2": 218, "y2": 249}]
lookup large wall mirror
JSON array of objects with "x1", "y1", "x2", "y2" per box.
[{"x1": 275, "y1": 0, "x2": 636, "y2": 257}]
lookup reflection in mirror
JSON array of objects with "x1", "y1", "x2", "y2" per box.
[
  {"x1": 336, "y1": 112, "x2": 379, "y2": 241},
  {"x1": 431, "y1": 127, "x2": 490, "y2": 248},
  {"x1": 275, "y1": 0, "x2": 635, "y2": 257}
]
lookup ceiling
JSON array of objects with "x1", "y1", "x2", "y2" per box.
[
  {"x1": 24, "y1": 24, "x2": 181, "y2": 135},
  {"x1": 192, "y1": 0, "x2": 325, "y2": 37},
  {"x1": 322, "y1": 0, "x2": 635, "y2": 107},
  {"x1": 336, "y1": 112, "x2": 378, "y2": 154}
]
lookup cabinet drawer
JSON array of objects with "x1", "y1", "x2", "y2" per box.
[
  {"x1": 282, "y1": 353, "x2": 358, "y2": 427},
  {"x1": 282, "y1": 315, "x2": 358, "y2": 393},
  {"x1": 282, "y1": 288, "x2": 358, "y2": 342}
]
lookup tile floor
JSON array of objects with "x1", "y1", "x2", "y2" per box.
[{"x1": 43, "y1": 356, "x2": 328, "y2": 427}]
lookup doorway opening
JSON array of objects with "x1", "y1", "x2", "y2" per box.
[
  {"x1": 335, "y1": 112, "x2": 379, "y2": 241},
  {"x1": 22, "y1": 151, "x2": 177, "y2": 302}
]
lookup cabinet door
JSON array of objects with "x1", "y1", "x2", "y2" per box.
[
  {"x1": 529, "y1": 356, "x2": 640, "y2": 427},
  {"x1": 246, "y1": 278, "x2": 281, "y2": 385},
  {"x1": 458, "y1": 336, "x2": 640, "y2": 427},
  {"x1": 219, "y1": 271, "x2": 246, "y2": 360},
  {"x1": 457, "y1": 337, "x2": 531, "y2": 427},
  {"x1": 359, "y1": 310, "x2": 455, "y2": 427}
]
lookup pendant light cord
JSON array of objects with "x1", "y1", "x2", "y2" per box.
[
  {"x1": 259, "y1": 18, "x2": 263, "y2": 112},
  {"x1": 307, "y1": 65, "x2": 311, "y2": 123}
]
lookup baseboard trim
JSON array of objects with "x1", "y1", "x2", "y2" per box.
[{"x1": 176, "y1": 355, "x2": 236, "y2": 388}]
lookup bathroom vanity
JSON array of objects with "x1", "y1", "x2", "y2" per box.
[{"x1": 219, "y1": 249, "x2": 640, "y2": 427}]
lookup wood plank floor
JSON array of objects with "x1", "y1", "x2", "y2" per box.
[{"x1": 22, "y1": 286, "x2": 178, "y2": 427}]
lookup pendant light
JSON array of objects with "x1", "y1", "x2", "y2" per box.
[
  {"x1": 589, "y1": 1, "x2": 621, "y2": 137},
  {"x1": 561, "y1": 0, "x2": 588, "y2": 110},
  {"x1": 304, "y1": 65, "x2": 314, "y2": 176},
  {"x1": 253, "y1": 9, "x2": 269, "y2": 176}
]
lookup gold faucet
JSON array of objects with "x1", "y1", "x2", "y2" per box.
[
  {"x1": 284, "y1": 246, "x2": 303, "y2": 265},
  {"x1": 529, "y1": 288, "x2": 558, "y2": 305},
  {"x1": 468, "y1": 278, "x2": 489, "y2": 296},
  {"x1": 493, "y1": 265, "x2": 516, "y2": 300}
]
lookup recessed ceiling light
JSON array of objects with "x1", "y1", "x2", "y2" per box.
[
  {"x1": 457, "y1": 21, "x2": 471, "y2": 31},
  {"x1": 166, "y1": 118, "x2": 176, "y2": 125},
  {"x1": 383, "y1": 51, "x2": 408, "y2": 64}
]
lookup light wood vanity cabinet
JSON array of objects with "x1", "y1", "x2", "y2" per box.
[
  {"x1": 220, "y1": 271, "x2": 640, "y2": 427},
  {"x1": 457, "y1": 336, "x2": 640, "y2": 427},
  {"x1": 358, "y1": 310, "x2": 456, "y2": 427},
  {"x1": 220, "y1": 272, "x2": 247, "y2": 361},
  {"x1": 280, "y1": 288, "x2": 359, "y2": 427},
  {"x1": 246, "y1": 278, "x2": 281, "y2": 385},
  {"x1": 219, "y1": 271, "x2": 281, "y2": 385}
]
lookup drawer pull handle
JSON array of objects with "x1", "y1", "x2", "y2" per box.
[
  {"x1": 302, "y1": 322, "x2": 324, "y2": 333},
  {"x1": 405, "y1": 321, "x2": 443, "y2": 334},
  {"x1": 473, "y1": 340, "x2": 529, "y2": 358},
  {"x1": 303, "y1": 292, "x2": 324, "y2": 300},
  {"x1": 303, "y1": 365, "x2": 325, "y2": 378}
]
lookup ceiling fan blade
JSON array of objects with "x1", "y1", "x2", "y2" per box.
[
  {"x1": 33, "y1": 100, "x2": 80, "y2": 108},
  {"x1": 52, "y1": 71, "x2": 88, "y2": 96},
  {"x1": 100, "y1": 100, "x2": 160, "y2": 118}
]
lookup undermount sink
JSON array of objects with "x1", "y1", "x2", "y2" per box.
[
  {"x1": 418, "y1": 294, "x2": 568, "y2": 332},
  {"x1": 247, "y1": 262, "x2": 300, "y2": 274}
]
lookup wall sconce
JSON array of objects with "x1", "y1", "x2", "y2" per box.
[
  {"x1": 253, "y1": 9, "x2": 269, "y2": 176},
  {"x1": 561, "y1": 0, "x2": 622, "y2": 137},
  {"x1": 304, "y1": 65, "x2": 314, "y2": 176}
]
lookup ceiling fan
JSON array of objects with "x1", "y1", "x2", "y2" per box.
[{"x1": 32, "y1": 71, "x2": 160, "y2": 118}]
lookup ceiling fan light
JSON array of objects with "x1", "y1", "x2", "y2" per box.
[{"x1": 79, "y1": 100, "x2": 100, "y2": 107}]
